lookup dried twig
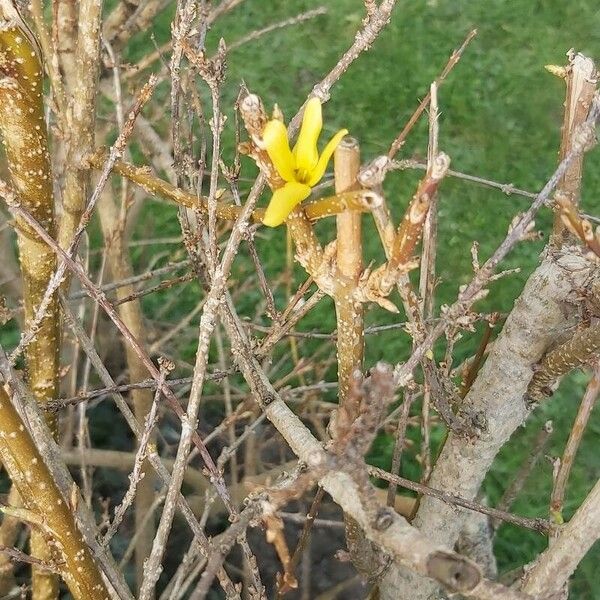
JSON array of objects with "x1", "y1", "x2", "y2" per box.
[
  {"x1": 228, "y1": 7, "x2": 327, "y2": 51},
  {"x1": 277, "y1": 487, "x2": 325, "y2": 599},
  {"x1": 370, "y1": 466, "x2": 550, "y2": 534},
  {"x1": 555, "y1": 192, "x2": 600, "y2": 258},
  {"x1": 417, "y1": 82, "x2": 441, "y2": 483},
  {"x1": 379, "y1": 153, "x2": 450, "y2": 296},
  {"x1": 550, "y1": 51, "x2": 598, "y2": 245},
  {"x1": 58, "y1": 295, "x2": 240, "y2": 597},
  {"x1": 102, "y1": 359, "x2": 169, "y2": 544},
  {"x1": 550, "y1": 364, "x2": 600, "y2": 522},
  {"x1": 391, "y1": 158, "x2": 538, "y2": 199},
  {"x1": 0, "y1": 544, "x2": 59, "y2": 573},
  {"x1": 386, "y1": 390, "x2": 416, "y2": 506},
  {"x1": 493, "y1": 420, "x2": 553, "y2": 532},
  {"x1": 387, "y1": 29, "x2": 477, "y2": 158},
  {"x1": 522, "y1": 477, "x2": 600, "y2": 597}
]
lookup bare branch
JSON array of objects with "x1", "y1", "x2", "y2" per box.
[
  {"x1": 550, "y1": 51, "x2": 598, "y2": 244},
  {"x1": 550, "y1": 364, "x2": 600, "y2": 521},
  {"x1": 522, "y1": 477, "x2": 600, "y2": 596}
]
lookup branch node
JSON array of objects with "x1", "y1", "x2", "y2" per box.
[{"x1": 373, "y1": 507, "x2": 394, "y2": 531}]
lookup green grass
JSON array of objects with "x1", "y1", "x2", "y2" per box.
[
  {"x1": 118, "y1": 1, "x2": 600, "y2": 595},
  {"x1": 125, "y1": 1, "x2": 600, "y2": 596}
]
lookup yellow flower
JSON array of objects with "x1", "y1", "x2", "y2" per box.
[{"x1": 261, "y1": 97, "x2": 348, "y2": 227}]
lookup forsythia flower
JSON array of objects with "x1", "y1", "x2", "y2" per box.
[{"x1": 261, "y1": 97, "x2": 348, "y2": 227}]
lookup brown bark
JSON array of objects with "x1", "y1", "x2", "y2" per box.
[
  {"x1": 551, "y1": 52, "x2": 597, "y2": 245},
  {"x1": 382, "y1": 247, "x2": 593, "y2": 600}
]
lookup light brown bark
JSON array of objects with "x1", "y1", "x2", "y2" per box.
[
  {"x1": 551, "y1": 52, "x2": 597, "y2": 245},
  {"x1": 58, "y1": 0, "x2": 103, "y2": 251},
  {"x1": 382, "y1": 247, "x2": 593, "y2": 600},
  {"x1": 98, "y1": 188, "x2": 155, "y2": 595}
]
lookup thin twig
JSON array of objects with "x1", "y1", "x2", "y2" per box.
[
  {"x1": 370, "y1": 467, "x2": 550, "y2": 534},
  {"x1": 277, "y1": 487, "x2": 325, "y2": 599},
  {"x1": 493, "y1": 421, "x2": 553, "y2": 532},
  {"x1": 522, "y1": 477, "x2": 600, "y2": 597},
  {"x1": 550, "y1": 364, "x2": 600, "y2": 522},
  {"x1": 418, "y1": 82, "x2": 441, "y2": 484},
  {"x1": 387, "y1": 29, "x2": 477, "y2": 158},
  {"x1": 68, "y1": 259, "x2": 191, "y2": 300},
  {"x1": 386, "y1": 391, "x2": 416, "y2": 506},
  {"x1": 102, "y1": 361, "x2": 169, "y2": 544},
  {"x1": 393, "y1": 92, "x2": 600, "y2": 387},
  {"x1": 228, "y1": 7, "x2": 327, "y2": 51},
  {"x1": 57, "y1": 294, "x2": 239, "y2": 596},
  {"x1": 391, "y1": 159, "x2": 537, "y2": 199},
  {"x1": 5, "y1": 196, "x2": 238, "y2": 511}
]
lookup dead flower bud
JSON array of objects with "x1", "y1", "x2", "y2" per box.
[
  {"x1": 358, "y1": 155, "x2": 390, "y2": 187},
  {"x1": 508, "y1": 214, "x2": 541, "y2": 241}
]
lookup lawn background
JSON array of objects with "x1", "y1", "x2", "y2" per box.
[
  {"x1": 123, "y1": 2, "x2": 600, "y2": 596},
  {"x1": 2, "y1": 0, "x2": 600, "y2": 597}
]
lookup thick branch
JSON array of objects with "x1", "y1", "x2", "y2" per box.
[
  {"x1": 334, "y1": 137, "x2": 364, "y2": 404},
  {"x1": 383, "y1": 247, "x2": 593, "y2": 600},
  {"x1": 0, "y1": 18, "x2": 61, "y2": 597},
  {"x1": 527, "y1": 322, "x2": 600, "y2": 402},
  {"x1": 0, "y1": 387, "x2": 112, "y2": 600},
  {"x1": 58, "y1": 0, "x2": 103, "y2": 250}
]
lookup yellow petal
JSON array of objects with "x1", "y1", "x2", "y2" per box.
[
  {"x1": 263, "y1": 182, "x2": 312, "y2": 227},
  {"x1": 262, "y1": 119, "x2": 296, "y2": 182},
  {"x1": 293, "y1": 97, "x2": 322, "y2": 173},
  {"x1": 307, "y1": 128, "x2": 348, "y2": 187}
]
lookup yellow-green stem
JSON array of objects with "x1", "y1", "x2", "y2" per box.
[
  {"x1": 0, "y1": 387, "x2": 111, "y2": 600},
  {"x1": 0, "y1": 485, "x2": 21, "y2": 594},
  {"x1": 0, "y1": 22, "x2": 61, "y2": 598},
  {"x1": 88, "y1": 150, "x2": 376, "y2": 223}
]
